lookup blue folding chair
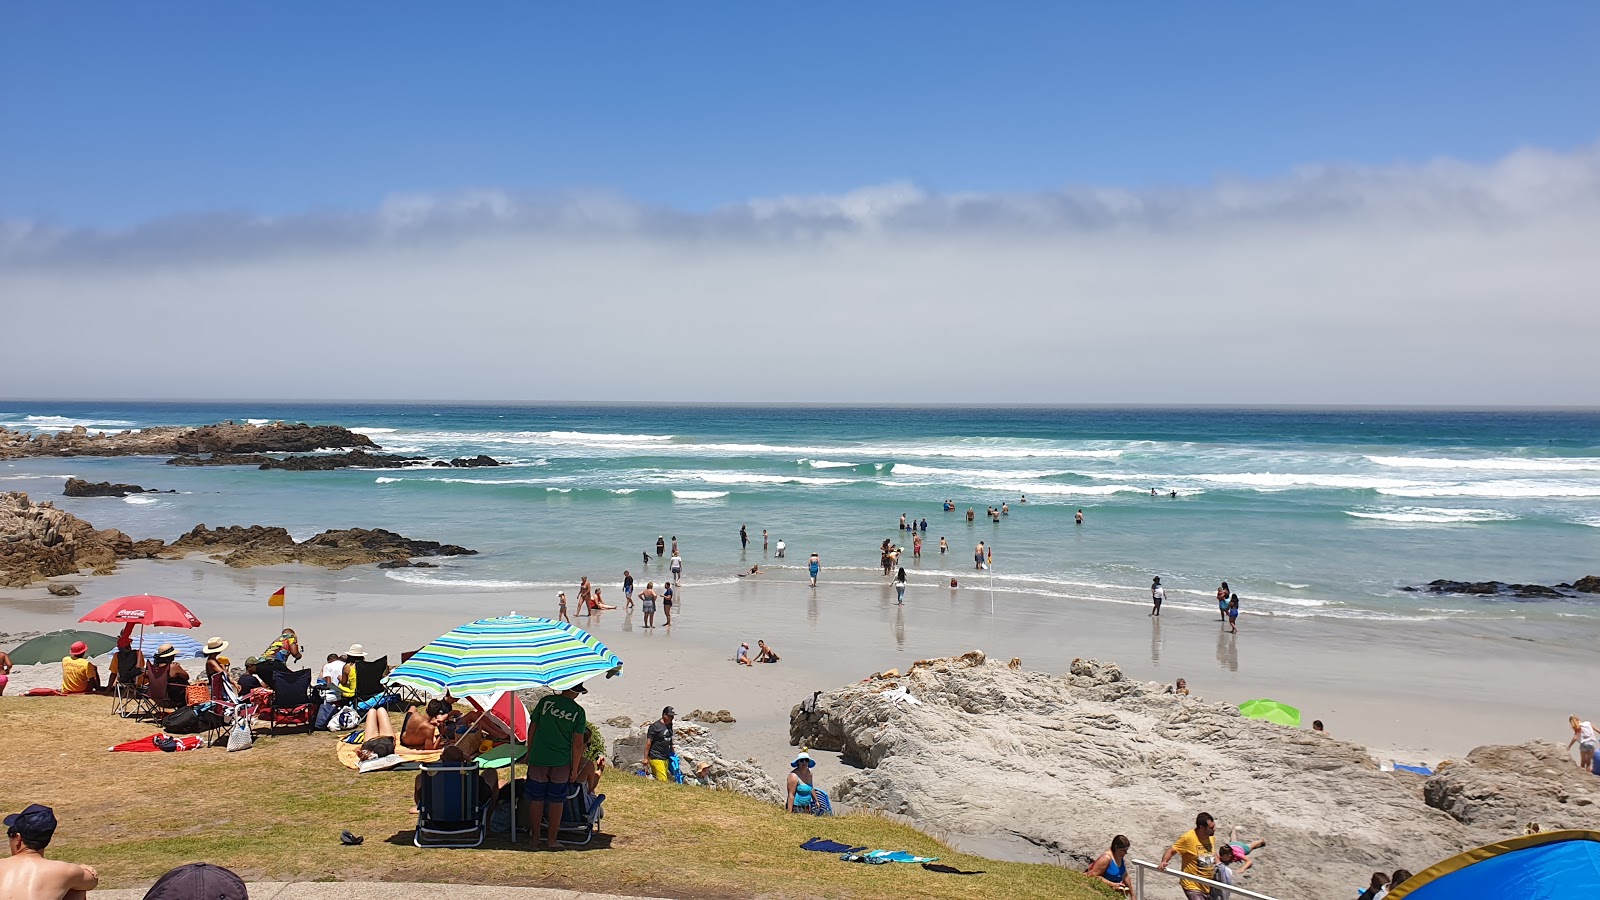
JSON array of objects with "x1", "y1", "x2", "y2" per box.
[{"x1": 415, "y1": 763, "x2": 490, "y2": 848}]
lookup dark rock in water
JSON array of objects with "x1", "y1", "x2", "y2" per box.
[
  {"x1": 46, "y1": 583, "x2": 80, "y2": 596},
  {"x1": 258, "y1": 450, "x2": 426, "y2": 471},
  {"x1": 3, "y1": 420, "x2": 376, "y2": 461},
  {"x1": 1574, "y1": 576, "x2": 1600, "y2": 594},
  {"x1": 167, "y1": 453, "x2": 273, "y2": 467},
  {"x1": 430, "y1": 455, "x2": 501, "y2": 468},
  {"x1": 1399, "y1": 585, "x2": 1418, "y2": 592},
  {"x1": 376, "y1": 559, "x2": 440, "y2": 569},
  {"x1": 168, "y1": 523, "x2": 474, "y2": 570},
  {"x1": 63, "y1": 478, "x2": 172, "y2": 498},
  {"x1": 1424, "y1": 579, "x2": 1577, "y2": 600}
]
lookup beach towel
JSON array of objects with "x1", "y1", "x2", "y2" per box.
[
  {"x1": 866, "y1": 850, "x2": 939, "y2": 863},
  {"x1": 110, "y1": 733, "x2": 206, "y2": 753},
  {"x1": 335, "y1": 739, "x2": 443, "y2": 771},
  {"x1": 24, "y1": 688, "x2": 64, "y2": 696},
  {"x1": 801, "y1": 838, "x2": 866, "y2": 854},
  {"x1": 357, "y1": 753, "x2": 406, "y2": 773},
  {"x1": 1394, "y1": 763, "x2": 1434, "y2": 776},
  {"x1": 922, "y1": 862, "x2": 984, "y2": 875}
]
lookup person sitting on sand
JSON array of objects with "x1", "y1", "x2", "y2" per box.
[
  {"x1": 735, "y1": 643, "x2": 752, "y2": 666},
  {"x1": 737, "y1": 565, "x2": 762, "y2": 577},
  {"x1": 402, "y1": 699, "x2": 449, "y2": 751},
  {"x1": 1568, "y1": 716, "x2": 1598, "y2": 771},
  {"x1": 589, "y1": 589, "x2": 616, "y2": 610},
  {"x1": 58, "y1": 642, "x2": 100, "y2": 695},
  {"x1": 576, "y1": 721, "x2": 607, "y2": 794},
  {"x1": 0, "y1": 803, "x2": 99, "y2": 900},
  {"x1": 201, "y1": 637, "x2": 235, "y2": 701},
  {"x1": 1086, "y1": 834, "x2": 1134, "y2": 897},
  {"x1": 1174, "y1": 678, "x2": 1189, "y2": 696},
  {"x1": 1312, "y1": 719, "x2": 1329, "y2": 737},
  {"x1": 355, "y1": 708, "x2": 399, "y2": 762},
  {"x1": 755, "y1": 640, "x2": 780, "y2": 663}
]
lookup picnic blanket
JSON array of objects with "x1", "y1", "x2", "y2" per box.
[
  {"x1": 111, "y1": 733, "x2": 207, "y2": 753},
  {"x1": 25, "y1": 688, "x2": 65, "y2": 696},
  {"x1": 335, "y1": 740, "x2": 443, "y2": 772}
]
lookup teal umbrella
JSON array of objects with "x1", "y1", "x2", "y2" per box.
[
  {"x1": 9, "y1": 629, "x2": 117, "y2": 666},
  {"x1": 1239, "y1": 698, "x2": 1301, "y2": 727}
]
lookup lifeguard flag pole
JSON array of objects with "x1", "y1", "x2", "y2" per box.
[{"x1": 268, "y1": 586, "x2": 286, "y2": 629}]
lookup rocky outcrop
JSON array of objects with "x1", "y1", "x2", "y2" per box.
[
  {"x1": 0, "y1": 492, "x2": 165, "y2": 587},
  {"x1": 1574, "y1": 576, "x2": 1600, "y2": 594},
  {"x1": 257, "y1": 450, "x2": 427, "y2": 471},
  {"x1": 167, "y1": 453, "x2": 273, "y2": 467},
  {"x1": 1405, "y1": 578, "x2": 1600, "y2": 600},
  {"x1": 46, "y1": 583, "x2": 80, "y2": 596},
  {"x1": 1424, "y1": 742, "x2": 1600, "y2": 832},
  {"x1": 612, "y1": 721, "x2": 781, "y2": 804},
  {"x1": 433, "y1": 455, "x2": 501, "y2": 468},
  {"x1": 63, "y1": 478, "x2": 173, "y2": 498},
  {"x1": 375, "y1": 559, "x2": 438, "y2": 569},
  {"x1": 684, "y1": 709, "x2": 737, "y2": 724},
  {"x1": 168, "y1": 524, "x2": 474, "y2": 569},
  {"x1": 788, "y1": 653, "x2": 1488, "y2": 900},
  {"x1": 1, "y1": 421, "x2": 376, "y2": 460}
]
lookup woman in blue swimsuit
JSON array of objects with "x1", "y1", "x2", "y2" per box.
[{"x1": 1086, "y1": 834, "x2": 1133, "y2": 897}]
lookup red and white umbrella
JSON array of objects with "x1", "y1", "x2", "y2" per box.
[{"x1": 78, "y1": 595, "x2": 201, "y2": 629}]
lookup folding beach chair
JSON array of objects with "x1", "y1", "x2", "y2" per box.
[
  {"x1": 414, "y1": 763, "x2": 490, "y2": 848},
  {"x1": 536, "y1": 783, "x2": 606, "y2": 846},
  {"x1": 110, "y1": 648, "x2": 154, "y2": 719},
  {"x1": 351, "y1": 655, "x2": 391, "y2": 708},
  {"x1": 266, "y1": 668, "x2": 315, "y2": 735}
]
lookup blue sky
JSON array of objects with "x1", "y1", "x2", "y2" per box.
[{"x1": 2, "y1": 2, "x2": 1595, "y2": 226}]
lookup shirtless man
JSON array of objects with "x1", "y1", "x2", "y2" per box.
[
  {"x1": 0, "y1": 804, "x2": 98, "y2": 900},
  {"x1": 402, "y1": 699, "x2": 448, "y2": 750}
]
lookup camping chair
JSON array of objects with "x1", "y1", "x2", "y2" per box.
[
  {"x1": 351, "y1": 656, "x2": 390, "y2": 708},
  {"x1": 538, "y1": 783, "x2": 606, "y2": 846},
  {"x1": 266, "y1": 668, "x2": 315, "y2": 735},
  {"x1": 144, "y1": 666, "x2": 185, "y2": 718},
  {"x1": 414, "y1": 763, "x2": 490, "y2": 848},
  {"x1": 110, "y1": 648, "x2": 155, "y2": 720}
]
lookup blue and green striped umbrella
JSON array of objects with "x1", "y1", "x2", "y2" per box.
[{"x1": 385, "y1": 615, "x2": 622, "y2": 696}]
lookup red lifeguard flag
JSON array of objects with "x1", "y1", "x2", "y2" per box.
[{"x1": 268, "y1": 587, "x2": 286, "y2": 608}]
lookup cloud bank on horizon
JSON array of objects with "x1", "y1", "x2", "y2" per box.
[{"x1": 3, "y1": 143, "x2": 1596, "y2": 405}]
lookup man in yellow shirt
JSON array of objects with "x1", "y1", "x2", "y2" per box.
[
  {"x1": 59, "y1": 642, "x2": 100, "y2": 694},
  {"x1": 1159, "y1": 811, "x2": 1219, "y2": 899}
]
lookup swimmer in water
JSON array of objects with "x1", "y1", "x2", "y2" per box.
[{"x1": 1075, "y1": 509, "x2": 1084, "y2": 525}]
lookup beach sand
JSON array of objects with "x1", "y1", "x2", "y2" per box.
[{"x1": 3, "y1": 556, "x2": 1588, "y2": 859}]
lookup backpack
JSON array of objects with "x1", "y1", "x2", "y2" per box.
[{"x1": 163, "y1": 703, "x2": 226, "y2": 735}]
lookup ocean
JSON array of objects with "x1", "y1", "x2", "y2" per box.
[{"x1": 3, "y1": 402, "x2": 1598, "y2": 628}]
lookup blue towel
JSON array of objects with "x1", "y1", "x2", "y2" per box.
[
  {"x1": 1394, "y1": 764, "x2": 1434, "y2": 776},
  {"x1": 801, "y1": 838, "x2": 865, "y2": 853},
  {"x1": 869, "y1": 850, "x2": 939, "y2": 863}
]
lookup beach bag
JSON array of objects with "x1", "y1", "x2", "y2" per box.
[
  {"x1": 329, "y1": 706, "x2": 361, "y2": 732},
  {"x1": 314, "y1": 701, "x2": 338, "y2": 730},
  {"x1": 164, "y1": 704, "x2": 225, "y2": 735},
  {"x1": 226, "y1": 717, "x2": 254, "y2": 752},
  {"x1": 184, "y1": 683, "x2": 211, "y2": 706}
]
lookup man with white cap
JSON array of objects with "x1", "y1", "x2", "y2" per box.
[
  {"x1": 0, "y1": 803, "x2": 99, "y2": 900},
  {"x1": 58, "y1": 642, "x2": 98, "y2": 695}
]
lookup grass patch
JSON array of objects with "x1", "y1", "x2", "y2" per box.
[{"x1": 0, "y1": 697, "x2": 1108, "y2": 899}]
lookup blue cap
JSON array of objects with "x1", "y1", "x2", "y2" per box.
[{"x1": 4, "y1": 804, "x2": 56, "y2": 838}]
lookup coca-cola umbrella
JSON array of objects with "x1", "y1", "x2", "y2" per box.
[{"x1": 78, "y1": 594, "x2": 202, "y2": 649}]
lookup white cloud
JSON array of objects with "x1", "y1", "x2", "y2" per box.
[{"x1": 1, "y1": 144, "x2": 1596, "y2": 404}]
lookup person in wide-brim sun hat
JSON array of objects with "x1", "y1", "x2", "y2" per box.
[
  {"x1": 202, "y1": 637, "x2": 229, "y2": 656},
  {"x1": 786, "y1": 751, "x2": 819, "y2": 813}
]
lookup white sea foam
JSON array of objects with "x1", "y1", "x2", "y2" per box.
[
  {"x1": 609, "y1": 488, "x2": 637, "y2": 494},
  {"x1": 1192, "y1": 473, "x2": 1425, "y2": 491},
  {"x1": 383, "y1": 570, "x2": 543, "y2": 589},
  {"x1": 245, "y1": 418, "x2": 270, "y2": 425},
  {"x1": 1368, "y1": 455, "x2": 1600, "y2": 472},
  {"x1": 350, "y1": 427, "x2": 397, "y2": 434},
  {"x1": 123, "y1": 495, "x2": 162, "y2": 505},
  {"x1": 890, "y1": 463, "x2": 1069, "y2": 480},
  {"x1": 546, "y1": 487, "x2": 572, "y2": 493},
  {"x1": 1, "y1": 415, "x2": 137, "y2": 431},
  {"x1": 1277, "y1": 583, "x2": 1311, "y2": 590},
  {"x1": 373, "y1": 475, "x2": 554, "y2": 486},
  {"x1": 1377, "y1": 482, "x2": 1600, "y2": 499},
  {"x1": 688, "y1": 471, "x2": 856, "y2": 487},
  {"x1": 968, "y1": 482, "x2": 1154, "y2": 497},
  {"x1": 799, "y1": 459, "x2": 859, "y2": 469},
  {"x1": 672, "y1": 490, "x2": 729, "y2": 500},
  {"x1": 1346, "y1": 506, "x2": 1516, "y2": 524}
]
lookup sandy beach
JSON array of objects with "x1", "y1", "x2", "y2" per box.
[{"x1": 4, "y1": 553, "x2": 1589, "y2": 840}]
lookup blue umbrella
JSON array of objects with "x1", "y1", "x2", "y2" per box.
[{"x1": 100, "y1": 633, "x2": 204, "y2": 659}]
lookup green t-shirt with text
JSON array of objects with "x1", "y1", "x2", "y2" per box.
[{"x1": 527, "y1": 694, "x2": 587, "y2": 767}]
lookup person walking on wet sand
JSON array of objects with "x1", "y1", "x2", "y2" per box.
[
  {"x1": 808, "y1": 553, "x2": 820, "y2": 587},
  {"x1": 1150, "y1": 577, "x2": 1165, "y2": 617},
  {"x1": 1216, "y1": 582, "x2": 1231, "y2": 621},
  {"x1": 1227, "y1": 594, "x2": 1240, "y2": 634},
  {"x1": 623, "y1": 570, "x2": 635, "y2": 609},
  {"x1": 895, "y1": 567, "x2": 908, "y2": 605},
  {"x1": 557, "y1": 592, "x2": 571, "y2": 624}
]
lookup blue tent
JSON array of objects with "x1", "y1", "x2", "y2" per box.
[{"x1": 1390, "y1": 830, "x2": 1600, "y2": 899}]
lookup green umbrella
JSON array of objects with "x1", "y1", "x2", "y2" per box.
[
  {"x1": 8, "y1": 629, "x2": 117, "y2": 666},
  {"x1": 1239, "y1": 698, "x2": 1301, "y2": 727}
]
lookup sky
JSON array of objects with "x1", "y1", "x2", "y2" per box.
[{"x1": 1, "y1": 3, "x2": 1597, "y2": 404}]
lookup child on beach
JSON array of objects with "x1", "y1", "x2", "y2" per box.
[
  {"x1": 1228, "y1": 594, "x2": 1240, "y2": 633},
  {"x1": 736, "y1": 643, "x2": 752, "y2": 666},
  {"x1": 913, "y1": 534, "x2": 922, "y2": 558},
  {"x1": 939, "y1": 536, "x2": 947, "y2": 555},
  {"x1": 558, "y1": 592, "x2": 570, "y2": 624}
]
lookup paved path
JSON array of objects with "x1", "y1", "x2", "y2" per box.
[{"x1": 94, "y1": 881, "x2": 671, "y2": 900}]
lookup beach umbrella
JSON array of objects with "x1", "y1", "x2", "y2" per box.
[
  {"x1": 467, "y1": 690, "x2": 531, "y2": 743},
  {"x1": 1238, "y1": 699, "x2": 1301, "y2": 727},
  {"x1": 385, "y1": 614, "x2": 622, "y2": 842},
  {"x1": 1389, "y1": 829, "x2": 1600, "y2": 899},
  {"x1": 8, "y1": 629, "x2": 117, "y2": 666},
  {"x1": 78, "y1": 594, "x2": 201, "y2": 629},
  {"x1": 98, "y1": 633, "x2": 204, "y2": 660}
]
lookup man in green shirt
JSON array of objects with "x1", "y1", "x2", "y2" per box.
[{"x1": 522, "y1": 683, "x2": 588, "y2": 850}]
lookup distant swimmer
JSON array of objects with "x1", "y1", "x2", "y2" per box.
[
  {"x1": 737, "y1": 565, "x2": 762, "y2": 577},
  {"x1": 1001, "y1": 502, "x2": 1009, "y2": 515},
  {"x1": 1150, "y1": 576, "x2": 1164, "y2": 617},
  {"x1": 919, "y1": 518, "x2": 928, "y2": 532},
  {"x1": 949, "y1": 578, "x2": 959, "y2": 588},
  {"x1": 1020, "y1": 494, "x2": 1026, "y2": 503},
  {"x1": 939, "y1": 536, "x2": 948, "y2": 555},
  {"x1": 643, "y1": 550, "x2": 651, "y2": 565},
  {"x1": 974, "y1": 541, "x2": 986, "y2": 570},
  {"x1": 966, "y1": 507, "x2": 975, "y2": 522},
  {"x1": 1151, "y1": 488, "x2": 1157, "y2": 498},
  {"x1": 944, "y1": 500, "x2": 955, "y2": 511},
  {"x1": 1075, "y1": 509, "x2": 1084, "y2": 525},
  {"x1": 656, "y1": 536, "x2": 666, "y2": 558},
  {"x1": 1170, "y1": 490, "x2": 1178, "y2": 499}
]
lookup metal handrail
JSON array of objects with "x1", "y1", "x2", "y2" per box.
[{"x1": 1130, "y1": 858, "x2": 1285, "y2": 900}]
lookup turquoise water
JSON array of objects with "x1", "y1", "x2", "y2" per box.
[{"x1": 2, "y1": 403, "x2": 1597, "y2": 626}]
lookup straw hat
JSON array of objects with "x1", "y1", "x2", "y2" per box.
[
  {"x1": 202, "y1": 637, "x2": 229, "y2": 655},
  {"x1": 346, "y1": 643, "x2": 367, "y2": 659},
  {"x1": 154, "y1": 643, "x2": 177, "y2": 661}
]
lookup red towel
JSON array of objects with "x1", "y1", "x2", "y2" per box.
[
  {"x1": 110, "y1": 733, "x2": 206, "y2": 753},
  {"x1": 25, "y1": 688, "x2": 64, "y2": 696}
]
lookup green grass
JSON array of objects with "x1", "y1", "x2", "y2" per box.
[{"x1": 0, "y1": 697, "x2": 1110, "y2": 899}]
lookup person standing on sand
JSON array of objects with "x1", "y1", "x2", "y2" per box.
[
  {"x1": 623, "y1": 571, "x2": 635, "y2": 609},
  {"x1": 640, "y1": 582, "x2": 658, "y2": 629},
  {"x1": 1150, "y1": 577, "x2": 1165, "y2": 617},
  {"x1": 895, "y1": 567, "x2": 908, "y2": 605},
  {"x1": 1568, "y1": 715, "x2": 1598, "y2": 771},
  {"x1": 662, "y1": 582, "x2": 674, "y2": 626},
  {"x1": 740, "y1": 525, "x2": 748, "y2": 549},
  {"x1": 1159, "y1": 811, "x2": 1219, "y2": 900},
  {"x1": 0, "y1": 804, "x2": 98, "y2": 900},
  {"x1": 808, "y1": 553, "x2": 820, "y2": 587},
  {"x1": 1227, "y1": 594, "x2": 1240, "y2": 633},
  {"x1": 1216, "y1": 582, "x2": 1231, "y2": 621},
  {"x1": 670, "y1": 552, "x2": 683, "y2": 584}
]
